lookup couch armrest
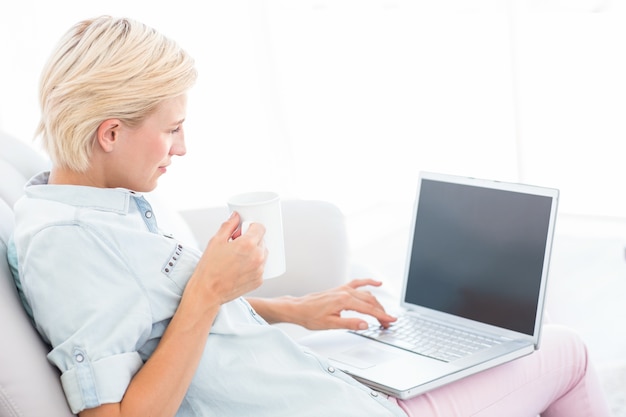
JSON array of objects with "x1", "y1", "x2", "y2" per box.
[{"x1": 178, "y1": 199, "x2": 351, "y2": 299}]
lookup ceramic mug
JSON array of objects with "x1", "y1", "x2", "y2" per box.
[{"x1": 227, "y1": 191, "x2": 286, "y2": 279}]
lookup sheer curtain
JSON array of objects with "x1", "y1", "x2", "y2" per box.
[{"x1": 1, "y1": 0, "x2": 625, "y2": 257}]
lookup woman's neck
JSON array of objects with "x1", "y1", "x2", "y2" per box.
[{"x1": 48, "y1": 167, "x2": 102, "y2": 187}]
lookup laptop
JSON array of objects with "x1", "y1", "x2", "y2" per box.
[{"x1": 299, "y1": 171, "x2": 559, "y2": 399}]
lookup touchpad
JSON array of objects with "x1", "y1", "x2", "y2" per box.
[{"x1": 330, "y1": 345, "x2": 397, "y2": 369}]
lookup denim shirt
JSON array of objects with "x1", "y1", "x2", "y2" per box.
[{"x1": 9, "y1": 172, "x2": 406, "y2": 417}]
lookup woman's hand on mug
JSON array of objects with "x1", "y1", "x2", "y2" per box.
[{"x1": 191, "y1": 212, "x2": 267, "y2": 305}]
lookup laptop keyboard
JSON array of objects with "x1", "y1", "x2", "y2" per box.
[{"x1": 351, "y1": 314, "x2": 502, "y2": 362}]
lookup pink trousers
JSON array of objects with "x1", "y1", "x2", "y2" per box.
[{"x1": 390, "y1": 325, "x2": 612, "y2": 417}]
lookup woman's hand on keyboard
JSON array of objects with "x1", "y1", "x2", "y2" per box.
[{"x1": 284, "y1": 279, "x2": 397, "y2": 331}]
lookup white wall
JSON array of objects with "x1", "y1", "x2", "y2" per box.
[{"x1": 2, "y1": 0, "x2": 626, "y2": 249}]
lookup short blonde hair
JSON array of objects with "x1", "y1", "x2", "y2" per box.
[{"x1": 37, "y1": 16, "x2": 197, "y2": 171}]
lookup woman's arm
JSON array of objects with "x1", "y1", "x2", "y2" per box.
[
  {"x1": 80, "y1": 287, "x2": 221, "y2": 417},
  {"x1": 247, "y1": 279, "x2": 396, "y2": 331},
  {"x1": 81, "y1": 213, "x2": 266, "y2": 417}
]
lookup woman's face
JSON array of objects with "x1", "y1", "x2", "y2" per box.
[{"x1": 107, "y1": 95, "x2": 188, "y2": 192}]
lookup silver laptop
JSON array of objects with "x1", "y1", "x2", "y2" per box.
[{"x1": 299, "y1": 171, "x2": 559, "y2": 399}]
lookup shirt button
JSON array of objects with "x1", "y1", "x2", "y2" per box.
[
  {"x1": 327, "y1": 366, "x2": 335, "y2": 373},
  {"x1": 145, "y1": 211, "x2": 153, "y2": 219},
  {"x1": 370, "y1": 390, "x2": 379, "y2": 398},
  {"x1": 75, "y1": 354, "x2": 85, "y2": 363}
]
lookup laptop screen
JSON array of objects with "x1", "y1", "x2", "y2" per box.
[{"x1": 404, "y1": 175, "x2": 557, "y2": 336}]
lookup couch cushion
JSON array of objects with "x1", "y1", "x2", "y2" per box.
[{"x1": 0, "y1": 132, "x2": 50, "y2": 209}]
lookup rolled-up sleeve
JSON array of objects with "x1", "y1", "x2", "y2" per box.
[{"x1": 20, "y1": 223, "x2": 152, "y2": 414}]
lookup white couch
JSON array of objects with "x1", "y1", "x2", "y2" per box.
[{"x1": 0, "y1": 130, "x2": 352, "y2": 417}]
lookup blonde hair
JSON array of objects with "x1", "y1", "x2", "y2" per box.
[{"x1": 37, "y1": 16, "x2": 197, "y2": 171}]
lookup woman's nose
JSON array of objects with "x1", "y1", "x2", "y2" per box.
[{"x1": 171, "y1": 134, "x2": 186, "y2": 156}]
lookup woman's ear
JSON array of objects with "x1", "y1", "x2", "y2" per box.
[{"x1": 96, "y1": 119, "x2": 121, "y2": 153}]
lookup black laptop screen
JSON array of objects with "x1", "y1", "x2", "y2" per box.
[{"x1": 404, "y1": 179, "x2": 554, "y2": 336}]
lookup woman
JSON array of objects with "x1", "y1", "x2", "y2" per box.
[{"x1": 9, "y1": 16, "x2": 611, "y2": 417}]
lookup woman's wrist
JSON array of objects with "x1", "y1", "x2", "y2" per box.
[{"x1": 246, "y1": 296, "x2": 300, "y2": 325}]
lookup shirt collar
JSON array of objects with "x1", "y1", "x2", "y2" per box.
[{"x1": 25, "y1": 171, "x2": 142, "y2": 215}]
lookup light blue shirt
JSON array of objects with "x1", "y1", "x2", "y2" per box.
[{"x1": 9, "y1": 172, "x2": 406, "y2": 417}]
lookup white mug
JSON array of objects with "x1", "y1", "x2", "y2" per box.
[{"x1": 227, "y1": 191, "x2": 286, "y2": 279}]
